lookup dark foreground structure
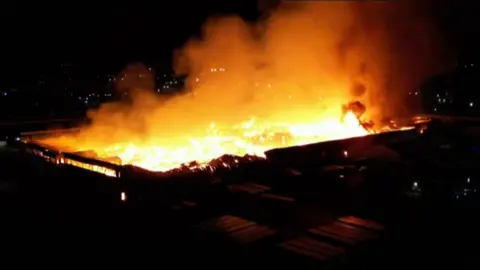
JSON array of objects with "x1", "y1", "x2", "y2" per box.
[{"x1": 1, "y1": 117, "x2": 479, "y2": 268}]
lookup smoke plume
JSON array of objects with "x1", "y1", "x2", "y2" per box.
[{"x1": 82, "y1": 1, "x2": 447, "y2": 144}]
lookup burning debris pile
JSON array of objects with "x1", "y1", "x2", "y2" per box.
[
  {"x1": 29, "y1": 2, "x2": 440, "y2": 175},
  {"x1": 342, "y1": 101, "x2": 402, "y2": 132},
  {"x1": 31, "y1": 103, "x2": 410, "y2": 176},
  {"x1": 165, "y1": 154, "x2": 265, "y2": 174}
]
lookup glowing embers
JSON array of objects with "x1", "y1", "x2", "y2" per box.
[
  {"x1": 23, "y1": 113, "x2": 424, "y2": 176},
  {"x1": 58, "y1": 157, "x2": 118, "y2": 177},
  {"x1": 24, "y1": 138, "x2": 268, "y2": 178},
  {"x1": 26, "y1": 147, "x2": 58, "y2": 163},
  {"x1": 35, "y1": 107, "x2": 375, "y2": 173},
  {"x1": 23, "y1": 142, "x2": 120, "y2": 177}
]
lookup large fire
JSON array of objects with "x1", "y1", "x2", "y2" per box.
[
  {"x1": 39, "y1": 109, "x2": 375, "y2": 172},
  {"x1": 36, "y1": 2, "x2": 441, "y2": 173}
]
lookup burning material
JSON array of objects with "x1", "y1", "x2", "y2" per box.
[
  {"x1": 27, "y1": 2, "x2": 440, "y2": 175},
  {"x1": 30, "y1": 109, "x2": 410, "y2": 175}
]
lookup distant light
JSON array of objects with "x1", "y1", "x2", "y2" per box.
[
  {"x1": 413, "y1": 182, "x2": 418, "y2": 188},
  {"x1": 467, "y1": 177, "x2": 470, "y2": 183},
  {"x1": 3, "y1": 92, "x2": 6, "y2": 96},
  {"x1": 120, "y1": 192, "x2": 127, "y2": 202},
  {"x1": 470, "y1": 102, "x2": 474, "y2": 107},
  {"x1": 343, "y1": 150, "x2": 348, "y2": 157},
  {"x1": 414, "y1": 92, "x2": 418, "y2": 95}
]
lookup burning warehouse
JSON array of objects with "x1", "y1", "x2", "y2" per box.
[
  {"x1": 23, "y1": 0, "x2": 437, "y2": 174},
  {"x1": 5, "y1": 2, "x2": 470, "y2": 267},
  {"x1": 11, "y1": 114, "x2": 434, "y2": 267}
]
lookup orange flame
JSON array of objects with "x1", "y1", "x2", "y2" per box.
[{"x1": 38, "y1": 2, "x2": 440, "y2": 173}]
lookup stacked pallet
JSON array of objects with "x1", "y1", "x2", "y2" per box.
[
  {"x1": 228, "y1": 182, "x2": 296, "y2": 202},
  {"x1": 278, "y1": 236, "x2": 347, "y2": 268},
  {"x1": 308, "y1": 221, "x2": 380, "y2": 246},
  {"x1": 198, "y1": 215, "x2": 278, "y2": 244},
  {"x1": 277, "y1": 216, "x2": 383, "y2": 268}
]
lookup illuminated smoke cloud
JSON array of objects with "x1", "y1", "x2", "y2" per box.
[{"x1": 80, "y1": 1, "x2": 447, "y2": 144}]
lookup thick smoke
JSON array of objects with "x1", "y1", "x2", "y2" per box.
[
  {"x1": 172, "y1": 1, "x2": 446, "y2": 121},
  {"x1": 341, "y1": 1, "x2": 448, "y2": 119},
  {"x1": 80, "y1": 1, "x2": 446, "y2": 144}
]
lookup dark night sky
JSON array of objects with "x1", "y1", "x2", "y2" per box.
[
  {"x1": 434, "y1": 0, "x2": 480, "y2": 61},
  {"x1": 1, "y1": 0, "x2": 479, "y2": 81},
  {"x1": 1, "y1": 0, "x2": 259, "y2": 81}
]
